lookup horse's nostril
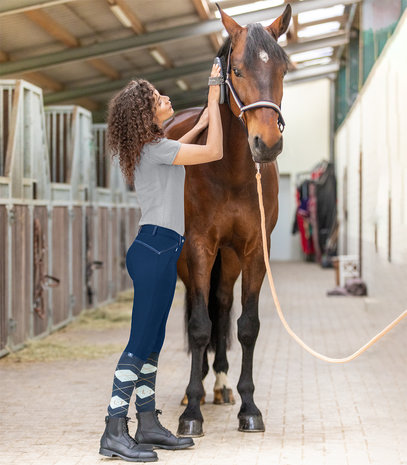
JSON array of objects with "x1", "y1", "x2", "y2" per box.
[{"x1": 254, "y1": 136, "x2": 261, "y2": 149}]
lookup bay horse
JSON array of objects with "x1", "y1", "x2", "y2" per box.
[{"x1": 164, "y1": 4, "x2": 291, "y2": 436}]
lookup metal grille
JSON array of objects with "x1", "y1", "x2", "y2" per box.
[
  {"x1": 0, "y1": 85, "x2": 15, "y2": 176},
  {"x1": 93, "y1": 124, "x2": 109, "y2": 188},
  {"x1": 45, "y1": 109, "x2": 73, "y2": 183}
]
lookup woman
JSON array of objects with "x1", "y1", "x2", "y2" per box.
[{"x1": 99, "y1": 63, "x2": 223, "y2": 462}]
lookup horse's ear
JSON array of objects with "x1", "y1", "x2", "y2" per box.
[
  {"x1": 216, "y1": 3, "x2": 243, "y2": 41},
  {"x1": 266, "y1": 4, "x2": 292, "y2": 40}
]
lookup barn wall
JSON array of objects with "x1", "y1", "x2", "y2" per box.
[
  {"x1": 272, "y1": 78, "x2": 331, "y2": 261},
  {"x1": 335, "y1": 9, "x2": 407, "y2": 313}
]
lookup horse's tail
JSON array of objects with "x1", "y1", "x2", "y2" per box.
[{"x1": 184, "y1": 249, "x2": 233, "y2": 353}]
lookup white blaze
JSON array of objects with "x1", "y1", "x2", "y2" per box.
[{"x1": 259, "y1": 50, "x2": 269, "y2": 63}]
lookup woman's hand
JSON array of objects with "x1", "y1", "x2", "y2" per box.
[{"x1": 208, "y1": 63, "x2": 221, "y2": 103}]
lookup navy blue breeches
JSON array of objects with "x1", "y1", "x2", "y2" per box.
[{"x1": 124, "y1": 224, "x2": 185, "y2": 360}]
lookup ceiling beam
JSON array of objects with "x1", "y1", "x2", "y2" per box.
[
  {"x1": 87, "y1": 58, "x2": 120, "y2": 80},
  {"x1": 285, "y1": 61, "x2": 339, "y2": 83},
  {"x1": 23, "y1": 7, "x2": 121, "y2": 82},
  {"x1": 42, "y1": 33, "x2": 347, "y2": 102},
  {"x1": 191, "y1": 0, "x2": 222, "y2": 52},
  {"x1": 24, "y1": 9, "x2": 80, "y2": 47},
  {"x1": 0, "y1": 0, "x2": 361, "y2": 76},
  {"x1": 2, "y1": 48, "x2": 64, "y2": 92},
  {"x1": 0, "y1": 0, "x2": 75, "y2": 16},
  {"x1": 43, "y1": 60, "x2": 213, "y2": 104},
  {"x1": 106, "y1": 0, "x2": 174, "y2": 70},
  {"x1": 43, "y1": 47, "x2": 342, "y2": 105},
  {"x1": 22, "y1": 71, "x2": 64, "y2": 90},
  {"x1": 285, "y1": 32, "x2": 347, "y2": 54},
  {"x1": 299, "y1": 14, "x2": 347, "y2": 28}
]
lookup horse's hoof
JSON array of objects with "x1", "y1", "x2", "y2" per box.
[
  {"x1": 180, "y1": 392, "x2": 206, "y2": 406},
  {"x1": 213, "y1": 387, "x2": 236, "y2": 405},
  {"x1": 238, "y1": 415, "x2": 265, "y2": 432},
  {"x1": 177, "y1": 419, "x2": 204, "y2": 437}
]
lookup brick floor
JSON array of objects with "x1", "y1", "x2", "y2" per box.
[{"x1": 0, "y1": 262, "x2": 406, "y2": 465}]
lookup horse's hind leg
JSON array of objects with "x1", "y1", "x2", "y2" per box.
[
  {"x1": 212, "y1": 247, "x2": 240, "y2": 405},
  {"x1": 236, "y1": 252, "x2": 266, "y2": 432}
]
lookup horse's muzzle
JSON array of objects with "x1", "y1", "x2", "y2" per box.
[{"x1": 249, "y1": 135, "x2": 283, "y2": 163}]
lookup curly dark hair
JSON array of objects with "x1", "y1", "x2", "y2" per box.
[{"x1": 106, "y1": 79, "x2": 164, "y2": 185}]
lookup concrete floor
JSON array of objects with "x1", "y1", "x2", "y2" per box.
[{"x1": 0, "y1": 262, "x2": 406, "y2": 465}]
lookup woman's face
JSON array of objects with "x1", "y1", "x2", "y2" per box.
[{"x1": 153, "y1": 89, "x2": 174, "y2": 126}]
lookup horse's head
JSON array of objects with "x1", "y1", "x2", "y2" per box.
[{"x1": 218, "y1": 4, "x2": 291, "y2": 163}]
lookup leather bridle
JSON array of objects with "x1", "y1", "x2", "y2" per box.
[{"x1": 224, "y1": 44, "x2": 285, "y2": 133}]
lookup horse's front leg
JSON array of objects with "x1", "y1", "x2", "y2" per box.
[
  {"x1": 177, "y1": 243, "x2": 217, "y2": 437},
  {"x1": 237, "y1": 252, "x2": 266, "y2": 432}
]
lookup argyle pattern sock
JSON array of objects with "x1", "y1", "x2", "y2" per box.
[
  {"x1": 107, "y1": 351, "x2": 144, "y2": 417},
  {"x1": 135, "y1": 352, "x2": 159, "y2": 412}
]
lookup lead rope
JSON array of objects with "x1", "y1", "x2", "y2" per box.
[{"x1": 255, "y1": 166, "x2": 407, "y2": 363}]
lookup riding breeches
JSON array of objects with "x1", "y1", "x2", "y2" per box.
[{"x1": 124, "y1": 224, "x2": 185, "y2": 360}]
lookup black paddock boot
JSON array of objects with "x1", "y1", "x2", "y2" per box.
[
  {"x1": 100, "y1": 416, "x2": 158, "y2": 462},
  {"x1": 135, "y1": 409, "x2": 195, "y2": 450}
]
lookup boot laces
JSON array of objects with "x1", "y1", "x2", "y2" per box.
[
  {"x1": 123, "y1": 416, "x2": 133, "y2": 435},
  {"x1": 155, "y1": 410, "x2": 172, "y2": 436}
]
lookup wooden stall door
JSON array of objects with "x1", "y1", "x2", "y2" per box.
[
  {"x1": 33, "y1": 206, "x2": 49, "y2": 336},
  {"x1": 10, "y1": 205, "x2": 31, "y2": 347},
  {"x1": 120, "y1": 209, "x2": 130, "y2": 291},
  {"x1": 51, "y1": 207, "x2": 70, "y2": 326},
  {"x1": 110, "y1": 207, "x2": 118, "y2": 299},
  {"x1": 96, "y1": 207, "x2": 109, "y2": 304},
  {"x1": 71, "y1": 206, "x2": 84, "y2": 316},
  {"x1": 0, "y1": 206, "x2": 8, "y2": 352}
]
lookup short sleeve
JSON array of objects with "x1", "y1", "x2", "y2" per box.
[{"x1": 143, "y1": 138, "x2": 181, "y2": 165}]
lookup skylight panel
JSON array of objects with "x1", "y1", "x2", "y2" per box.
[
  {"x1": 290, "y1": 47, "x2": 334, "y2": 63},
  {"x1": 298, "y1": 4, "x2": 345, "y2": 24},
  {"x1": 298, "y1": 57, "x2": 332, "y2": 67},
  {"x1": 298, "y1": 21, "x2": 341, "y2": 38},
  {"x1": 214, "y1": 0, "x2": 285, "y2": 18}
]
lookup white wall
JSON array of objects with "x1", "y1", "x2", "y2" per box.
[
  {"x1": 335, "y1": 10, "x2": 407, "y2": 313},
  {"x1": 271, "y1": 78, "x2": 331, "y2": 261}
]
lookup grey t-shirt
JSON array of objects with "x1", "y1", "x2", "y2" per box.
[{"x1": 134, "y1": 138, "x2": 185, "y2": 236}]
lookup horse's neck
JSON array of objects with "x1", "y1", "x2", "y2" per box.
[{"x1": 220, "y1": 104, "x2": 252, "y2": 173}]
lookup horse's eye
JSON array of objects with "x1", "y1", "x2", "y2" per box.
[{"x1": 233, "y1": 67, "x2": 242, "y2": 77}]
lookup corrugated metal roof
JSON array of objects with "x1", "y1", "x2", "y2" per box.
[{"x1": 0, "y1": 0, "x2": 359, "y2": 117}]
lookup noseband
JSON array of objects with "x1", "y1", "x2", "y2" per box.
[{"x1": 224, "y1": 45, "x2": 285, "y2": 133}]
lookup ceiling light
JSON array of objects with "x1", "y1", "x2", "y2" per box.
[
  {"x1": 150, "y1": 49, "x2": 167, "y2": 66},
  {"x1": 214, "y1": 0, "x2": 284, "y2": 18},
  {"x1": 176, "y1": 79, "x2": 188, "y2": 91},
  {"x1": 298, "y1": 21, "x2": 341, "y2": 38},
  {"x1": 298, "y1": 4, "x2": 345, "y2": 24},
  {"x1": 290, "y1": 47, "x2": 334, "y2": 63},
  {"x1": 110, "y1": 4, "x2": 132, "y2": 28}
]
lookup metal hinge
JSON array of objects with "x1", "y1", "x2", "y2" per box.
[
  {"x1": 8, "y1": 209, "x2": 15, "y2": 224},
  {"x1": 8, "y1": 318, "x2": 17, "y2": 334}
]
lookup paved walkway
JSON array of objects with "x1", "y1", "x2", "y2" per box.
[{"x1": 0, "y1": 262, "x2": 406, "y2": 465}]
